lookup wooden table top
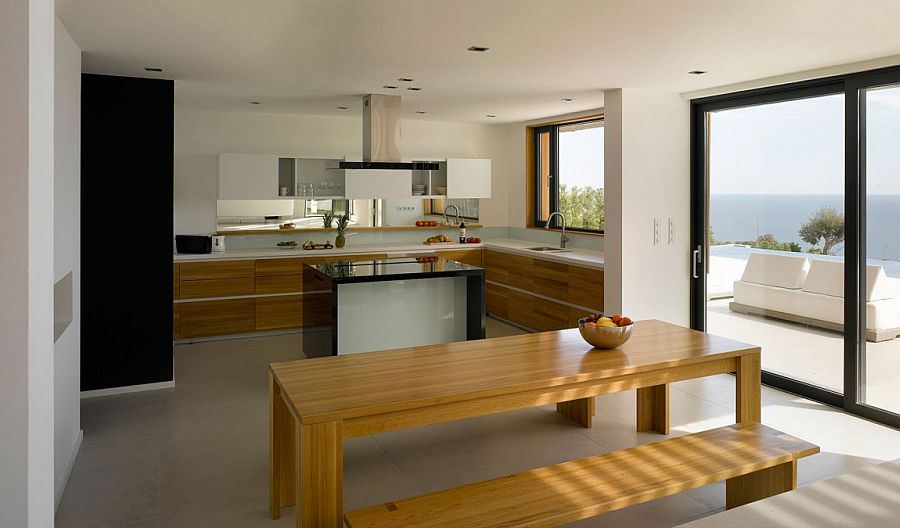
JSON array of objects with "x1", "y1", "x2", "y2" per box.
[{"x1": 270, "y1": 320, "x2": 758, "y2": 424}]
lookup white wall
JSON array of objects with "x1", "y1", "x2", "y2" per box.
[
  {"x1": 0, "y1": 0, "x2": 56, "y2": 525},
  {"x1": 174, "y1": 108, "x2": 510, "y2": 233},
  {"x1": 603, "y1": 89, "x2": 690, "y2": 325},
  {"x1": 53, "y1": 17, "x2": 82, "y2": 509}
]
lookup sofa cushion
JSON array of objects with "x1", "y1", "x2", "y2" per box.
[
  {"x1": 739, "y1": 252, "x2": 809, "y2": 290},
  {"x1": 866, "y1": 265, "x2": 893, "y2": 302},
  {"x1": 802, "y1": 261, "x2": 892, "y2": 301},
  {"x1": 802, "y1": 259, "x2": 844, "y2": 298}
]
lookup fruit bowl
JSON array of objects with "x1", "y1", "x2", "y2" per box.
[{"x1": 578, "y1": 315, "x2": 633, "y2": 349}]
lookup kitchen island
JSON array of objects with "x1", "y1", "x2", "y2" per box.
[{"x1": 303, "y1": 257, "x2": 485, "y2": 356}]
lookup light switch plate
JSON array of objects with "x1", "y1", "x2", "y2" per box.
[
  {"x1": 668, "y1": 218, "x2": 676, "y2": 244},
  {"x1": 653, "y1": 218, "x2": 661, "y2": 245}
]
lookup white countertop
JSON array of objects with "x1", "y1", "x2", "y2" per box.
[{"x1": 173, "y1": 238, "x2": 604, "y2": 269}]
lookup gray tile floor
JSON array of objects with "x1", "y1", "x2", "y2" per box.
[{"x1": 56, "y1": 318, "x2": 900, "y2": 527}]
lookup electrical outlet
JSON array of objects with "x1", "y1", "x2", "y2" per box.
[
  {"x1": 653, "y1": 218, "x2": 661, "y2": 245},
  {"x1": 668, "y1": 218, "x2": 676, "y2": 245}
]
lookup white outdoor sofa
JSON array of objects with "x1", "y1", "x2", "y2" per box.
[{"x1": 729, "y1": 252, "x2": 900, "y2": 342}]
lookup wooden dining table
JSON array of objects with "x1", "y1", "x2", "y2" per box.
[{"x1": 268, "y1": 319, "x2": 761, "y2": 528}]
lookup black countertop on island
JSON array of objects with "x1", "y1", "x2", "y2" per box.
[{"x1": 309, "y1": 257, "x2": 483, "y2": 283}]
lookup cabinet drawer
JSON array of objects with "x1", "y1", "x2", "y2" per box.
[
  {"x1": 179, "y1": 277, "x2": 255, "y2": 299},
  {"x1": 179, "y1": 260, "x2": 254, "y2": 280},
  {"x1": 484, "y1": 250, "x2": 509, "y2": 283},
  {"x1": 255, "y1": 258, "x2": 306, "y2": 276},
  {"x1": 173, "y1": 303, "x2": 180, "y2": 339},
  {"x1": 173, "y1": 264, "x2": 180, "y2": 300},
  {"x1": 436, "y1": 249, "x2": 483, "y2": 267},
  {"x1": 532, "y1": 259, "x2": 568, "y2": 302},
  {"x1": 302, "y1": 292, "x2": 332, "y2": 327},
  {"x1": 256, "y1": 274, "x2": 303, "y2": 294},
  {"x1": 179, "y1": 299, "x2": 256, "y2": 338},
  {"x1": 256, "y1": 295, "x2": 302, "y2": 331},
  {"x1": 568, "y1": 265, "x2": 604, "y2": 311},
  {"x1": 532, "y1": 296, "x2": 570, "y2": 332},
  {"x1": 508, "y1": 290, "x2": 533, "y2": 329},
  {"x1": 486, "y1": 283, "x2": 509, "y2": 319}
]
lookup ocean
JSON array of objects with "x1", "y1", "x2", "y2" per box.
[{"x1": 710, "y1": 194, "x2": 900, "y2": 263}]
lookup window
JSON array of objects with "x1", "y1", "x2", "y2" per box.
[{"x1": 533, "y1": 118, "x2": 604, "y2": 232}]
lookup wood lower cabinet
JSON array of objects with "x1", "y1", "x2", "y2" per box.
[
  {"x1": 179, "y1": 259, "x2": 254, "y2": 280},
  {"x1": 180, "y1": 277, "x2": 255, "y2": 299},
  {"x1": 256, "y1": 295, "x2": 303, "y2": 331},
  {"x1": 173, "y1": 264, "x2": 180, "y2": 300},
  {"x1": 179, "y1": 298, "x2": 256, "y2": 338},
  {"x1": 173, "y1": 303, "x2": 181, "y2": 340},
  {"x1": 302, "y1": 292, "x2": 332, "y2": 327},
  {"x1": 255, "y1": 274, "x2": 303, "y2": 294},
  {"x1": 568, "y1": 265, "x2": 604, "y2": 311},
  {"x1": 435, "y1": 249, "x2": 483, "y2": 267},
  {"x1": 484, "y1": 250, "x2": 603, "y2": 332}
]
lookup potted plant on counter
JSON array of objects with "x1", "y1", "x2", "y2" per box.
[
  {"x1": 322, "y1": 211, "x2": 335, "y2": 228},
  {"x1": 335, "y1": 214, "x2": 349, "y2": 248}
]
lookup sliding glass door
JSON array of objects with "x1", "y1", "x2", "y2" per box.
[
  {"x1": 691, "y1": 67, "x2": 900, "y2": 427},
  {"x1": 859, "y1": 82, "x2": 900, "y2": 417}
]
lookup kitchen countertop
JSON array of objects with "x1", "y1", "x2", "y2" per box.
[
  {"x1": 173, "y1": 238, "x2": 604, "y2": 269},
  {"x1": 310, "y1": 257, "x2": 483, "y2": 282}
]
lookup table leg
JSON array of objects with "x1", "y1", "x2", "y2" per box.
[
  {"x1": 297, "y1": 420, "x2": 343, "y2": 528},
  {"x1": 725, "y1": 459, "x2": 796, "y2": 509},
  {"x1": 736, "y1": 353, "x2": 762, "y2": 423},
  {"x1": 556, "y1": 398, "x2": 595, "y2": 428},
  {"x1": 636, "y1": 384, "x2": 669, "y2": 434},
  {"x1": 270, "y1": 373, "x2": 295, "y2": 519}
]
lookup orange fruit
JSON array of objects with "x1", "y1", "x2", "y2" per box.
[
  {"x1": 618, "y1": 317, "x2": 633, "y2": 326},
  {"x1": 611, "y1": 314, "x2": 623, "y2": 324}
]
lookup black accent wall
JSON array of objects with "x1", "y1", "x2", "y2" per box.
[{"x1": 81, "y1": 74, "x2": 174, "y2": 391}]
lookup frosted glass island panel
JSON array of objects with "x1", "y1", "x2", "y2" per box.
[{"x1": 336, "y1": 277, "x2": 467, "y2": 355}]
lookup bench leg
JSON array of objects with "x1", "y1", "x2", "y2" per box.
[
  {"x1": 556, "y1": 398, "x2": 595, "y2": 428},
  {"x1": 726, "y1": 459, "x2": 796, "y2": 509},
  {"x1": 297, "y1": 420, "x2": 343, "y2": 528},
  {"x1": 270, "y1": 373, "x2": 295, "y2": 519},
  {"x1": 636, "y1": 384, "x2": 669, "y2": 434},
  {"x1": 736, "y1": 353, "x2": 762, "y2": 424}
]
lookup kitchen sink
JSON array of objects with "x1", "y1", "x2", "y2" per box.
[{"x1": 526, "y1": 246, "x2": 570, "y2": 253}]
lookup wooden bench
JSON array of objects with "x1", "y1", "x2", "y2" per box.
[{"x1": 344, "y1": 423, "x2": 819, "y2": 528}]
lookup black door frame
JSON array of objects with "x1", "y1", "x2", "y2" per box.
[{"x1": 690, "y1": 65, "x2": 900, "y2": 429}]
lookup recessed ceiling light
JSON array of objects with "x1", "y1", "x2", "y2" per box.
[
  {"x1": 467, "y1": 46, "x2": 490, "y2": 52},
  {"x1": 383, "y1": 85, "x2": 398, "y2": 89},
  {"x1": 144, "y1": 67, "x2": 163, "y2": 72},
  {"x1": 336, "y1": 106, "x2": 349, "y2": 110},
  {"x1": 398, "y1": 77, "x2": 415, "y2": 82},
  {"x1": 561, "y1": 98, "x2": 574, "y2": 102},
  {"x1": 415, "y1": 111, "x2": 426, "y2": 114},
  {"x1": 485, "y1": 114, "x2": 497, "y2": 118},
  {"x1": 249, "y1": 101, "x2": 261, "y2": 105},
  {"x1": 688, "y1": 70, "x2": 707, "y2": 75},
  {"x1": 407, "y1": 87, "x2": 422, "y2": 91}
]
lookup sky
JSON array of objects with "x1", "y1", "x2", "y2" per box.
[
  {"x1": 558, "y1": 126, "x2": 604, "y2": 189},
  {"x1": 710, "y1": 86, "x2": 900, "y2": 195}
]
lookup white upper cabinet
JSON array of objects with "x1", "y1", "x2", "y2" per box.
[
  {"x1": 345, "y1": 169, "x2": 412, "y2": 199},
  {"x1": 218, "y1": 153, "x2": 278, "y2": 199},
  {"x1": 446, "y1": 158, "x2": 491, "y2": 198}
]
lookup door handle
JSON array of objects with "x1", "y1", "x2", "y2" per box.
[{"x1": 692, "y1": 245, "x2": 702, "y2": 279}]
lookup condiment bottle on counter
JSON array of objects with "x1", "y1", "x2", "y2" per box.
[{"x1": 458, "y1": 220, "x2": 467, "y2": 243}]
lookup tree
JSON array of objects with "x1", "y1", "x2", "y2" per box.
[
  {"x1": 559, "y1": 184, "x2": 604, "y2": 230},
  {"x1": 799, "y1": 207, "x2": 844, "y2": 255}
]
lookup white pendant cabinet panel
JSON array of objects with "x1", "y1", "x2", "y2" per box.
[
  {"x1": 344, "y1": 169, "x2": 412, "y2": 199},
  {"x1": 218, "y1": 154, "x2": 278, "y2": 199},
  {"x1": 447, "y1": 158, "x2": 491, "y2": 198}
]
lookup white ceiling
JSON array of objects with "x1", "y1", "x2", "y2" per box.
[{"x1": 57, "y1": 0, "x2": 900, "y2": 123}]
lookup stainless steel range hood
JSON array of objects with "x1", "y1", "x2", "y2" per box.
[{"x1": 338, "y1": 94, "x2": 439, "y2": 170}]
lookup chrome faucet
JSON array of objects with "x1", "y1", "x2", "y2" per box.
[
  {"x1": 546, "y1": 211, "x2": 570, "y2": 249},
  {"x1": 443, "y1": 204, "x2": 461, "y2": 226}
]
